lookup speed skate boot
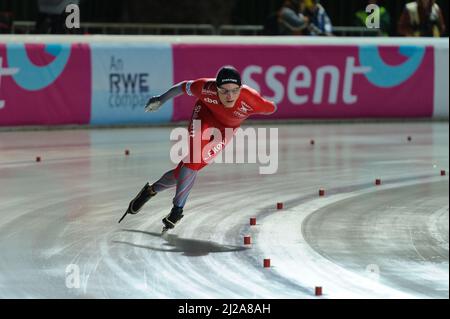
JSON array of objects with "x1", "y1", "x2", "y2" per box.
[
  {"x1": 118, "y1": 183, "x2": 157, "y2": 223},
  {"x1": 161, "y1": 206, "x2": 184, "y2": 233}
]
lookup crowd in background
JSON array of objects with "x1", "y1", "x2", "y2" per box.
[
  {"x1": 266, "y1": 0, "x2": 445, "y2": 37},
  {"x1": 0, "y1": 0, "x2": 447, "y2": 37},
  {"x1": 264, "y1": 0, "x2": 333, "y2": 36}
]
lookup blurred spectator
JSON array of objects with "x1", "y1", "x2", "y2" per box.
[
  {"x1": 36, "y1": 0, "x2": 80, "y2": 34},
  {"x1": 355, "y1": 0, "x2": 391, "y2": 36},
  {"x1": 263, "y1": 0, "x2": 308, "y2": 35},
  {"x1": 398, "y1": 0, "x2": 446, "y2": 37},
  {"x1": 301, "y1": 0, "x2": 333, "y2": 36},
  {"x1": 0, "y1": 11, "x2": 13, "y2": 34}
]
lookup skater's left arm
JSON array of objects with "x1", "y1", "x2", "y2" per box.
[
  {"x1": 245, "y1": 86, "x2": 277, "y2": 115},
  {"x1": 259, "y1": 98, "x2": 277, "y2": 115}
]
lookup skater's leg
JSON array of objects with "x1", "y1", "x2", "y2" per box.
[
  {"x1": 152, "y1": 169, "x2": 177, "y2": 193},
  {"x1": 173, "y1": 165, "x2": 198, "y2": 208},
  {"x1": 161, "y1": 164, "x2": 198, "y2": 231}
]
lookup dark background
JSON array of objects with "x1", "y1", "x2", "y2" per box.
[{"x1": 1, "y1": 0, "x2": 448, "y2": 36}]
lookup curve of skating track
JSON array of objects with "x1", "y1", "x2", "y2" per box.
[
  {"x1": 0, "y1": 124, "x2": 448, "y2": 298},
  {"x1": 0, "y1": 175, "x2": 447, "y2": 298}
]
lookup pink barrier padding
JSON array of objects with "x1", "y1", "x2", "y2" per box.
[
  {"x1": 172, "y1": 44, "x2": 434, "y2": 121},
  {"x1": 0, "y1": 43, "x2": 91, "y2": 126}
]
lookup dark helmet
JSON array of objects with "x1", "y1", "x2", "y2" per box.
[{"x1": 216, "y1": 66, "x2": 241, "y2": 87}]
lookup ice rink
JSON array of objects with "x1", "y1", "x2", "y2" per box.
[{"x1": 0, "y1": 121, "x2": 448, "y2": 299}]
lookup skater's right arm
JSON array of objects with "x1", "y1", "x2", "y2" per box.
[
  {"x1": 145, "y1": 79, "x2": 208, "y2": 112},
  {"x1": 145, "y1": 82, "x2": 186, "y2": 112}
]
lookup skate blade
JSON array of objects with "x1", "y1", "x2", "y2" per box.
[
  {"x1": 161, "y1": 226, "x2": 170, "y2": 235},
  {"x1": 118, "y1": 211, "x2": 128, "y2": 223}
]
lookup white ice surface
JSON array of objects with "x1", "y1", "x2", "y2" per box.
[{"x1": 0, "y1": 122, "x2": 448, "y2": 298}]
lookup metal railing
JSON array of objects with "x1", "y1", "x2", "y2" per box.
[
  {"x1": 218, "y1": 25, "x2": 381, "y2": 36},
  {"x1": 81, "y1": 22, "x2": 215, "y2": 35},
  {"x1": 10, "y1": 21, "x2": 381, "y2": 36},
  {"x1": 10, "y1": 21, "x2": 34, "y2": 34},
  {"x1": 218, "y1": 25, "x2": 264, "y2": 36},
  {"x1": 11, "y1": 21, "x2": 215, "y2": 35},
  {"x1": 333, "y1": 26, "x2": 381, "y2": 37}
]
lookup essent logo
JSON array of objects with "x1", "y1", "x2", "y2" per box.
[
  {"x1": 242, "y1": 58, "x2": 370, "y2": 105},
  {"x1": 242, "y1": 45, "x2": 425, "y2": 106}
]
